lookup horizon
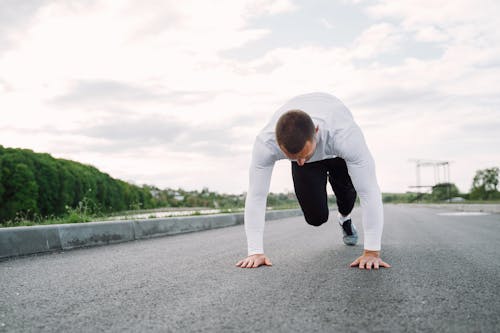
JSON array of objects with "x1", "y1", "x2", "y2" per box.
[
  {"x1": 1, "y1": 1, "x2": 499, "y2": 195},
  {"x1": 0, "y1": 143, "x2": 484, "y2": 196}
]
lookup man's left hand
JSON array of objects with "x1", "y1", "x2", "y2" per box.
[{"x1": 350, "y1": 250, "x2": 391, "y2": 270}]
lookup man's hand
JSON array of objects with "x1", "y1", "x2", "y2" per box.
[
  {"x1": 350, "y1": 250, "x2": 391, "y2": 270},
  {"x1": 236, "y1": 254, "x2": 273, "y2": 269}
]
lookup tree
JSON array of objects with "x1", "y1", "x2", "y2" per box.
[
  {"x1": 470, "y1": 167, "x2": 500, "y2": 200},
  {"x1": 431, "y1": 182, "x2": 460, "y2": 201},
  {"x1": 0, "y1": 162, "x2": 39, "y2": 221},
  {"x1": 0, "y1": 147, "x2": 160, "y2": 223},
  {"x1": 0, "y1": 158, "x2": 4, "y2": 201}
]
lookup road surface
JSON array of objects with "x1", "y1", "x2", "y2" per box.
[{"x1": 1, "y1": 204, "x2": 499, "y2": 332}]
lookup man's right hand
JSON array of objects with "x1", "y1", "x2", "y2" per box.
[{"x1": 235, "y1": 254, "x2": 273, "y2": 269}]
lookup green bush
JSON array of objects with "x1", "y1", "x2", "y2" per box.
[{"x1": 0, "y1": 145, "x2": 153, "y2": 224}]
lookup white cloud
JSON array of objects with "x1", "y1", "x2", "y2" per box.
[
  {"x1": 243, "y1": 0, "x2": 298, "y2": 17},
  {"x1": 319, "y1": 18, "x2": 334, "y2": 30},
  {"x1": 413, "y1": 25, "x2": 448, "y2": 43},
  {"x1": 1, "y1": 0, "x2": 499, "y2": 195},
  {"x1": 365, "y1": 0, "x2": 500, "y2": 46},
  {"x1": 350, "y1": 22, "x2": 403, "y2": 59},
  {"x1": 366, "y1": 0, "x2": 493, "y2": 25}
]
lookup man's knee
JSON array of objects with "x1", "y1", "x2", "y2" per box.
[{"x1": 304, "y1": 210, "x2": 329, "y2": 226}]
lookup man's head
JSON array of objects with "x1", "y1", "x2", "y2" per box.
[{"x1": 275, "y1": 109, "x2": 318, "y2": 166}]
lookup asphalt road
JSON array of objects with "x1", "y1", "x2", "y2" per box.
[{"x1": 1, "y1": 204, "x2": 499, "y2": 332}]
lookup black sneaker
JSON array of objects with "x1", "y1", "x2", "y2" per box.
[{"x1": 339, "y1": 219, "x2": 358, "y2": 246}]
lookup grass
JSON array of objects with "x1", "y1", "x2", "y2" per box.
[
  {"x1": 3, "y1": 198, "x2": 499, "y2": 228},
  {"x1": 11, "y1": 198, "x2": 500, "y2": 228},
  {"x1": 0, "y1": 205, "x2": 300, "y2": 228}
]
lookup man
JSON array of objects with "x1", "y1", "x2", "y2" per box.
[{"x1": 236, "y1": 92, "x2": 391, "y2": 270}]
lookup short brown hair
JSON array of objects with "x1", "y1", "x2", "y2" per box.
[{"x1": 275, "y1": 109, "x2": 315, "y2": 154}]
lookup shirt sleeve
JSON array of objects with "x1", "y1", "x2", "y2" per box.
[
  {"x1": 244, "y1": 137, "x2": 277, "y2": 255},
  {"x1": 339, "y1": 125, "x2": 384, "y2": 251}
]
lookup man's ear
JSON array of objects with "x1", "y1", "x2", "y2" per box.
[{"x1": 315, "y1": 125, "x2": 319, "y2": 133}]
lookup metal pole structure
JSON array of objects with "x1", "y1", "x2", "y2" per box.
[
  {"x1": 446, "y1": 162, "x2": 451, "y2": 202},
  {"x1": 416, "y1": 162, "x2": 421, "y2": 194},
  {"x1": 409, "y1": 159, "x2": 453, "y2": 202}
]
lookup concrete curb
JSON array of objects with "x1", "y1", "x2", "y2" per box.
[
  {"x1": 0, "y1": 209, "x2": 303, "y2": 260},
  {"x1": 395, "y1": 203, "x2": 500, "y2": 214}
]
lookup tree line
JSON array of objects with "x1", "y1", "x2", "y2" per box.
[
  {"x1": 1, "y1": 145, "x2": 498, "y2": 224},
  {"x1": 0, "y1": 146, "x2": 300, "y2": 224},
  {"x1": 0, "y1": 145, "x2": 155, "y2": 223}
]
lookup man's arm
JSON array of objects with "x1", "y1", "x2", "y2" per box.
[
  {"x1": 340, "y1": 125, "x2": 390, "y2": 269},
  {"x1": 236, "y1": 138, "x2": 276, "y2": 268}
]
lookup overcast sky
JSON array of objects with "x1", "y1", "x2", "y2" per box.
[{"x1": 1, "y1": 0, "x2": 499, "y2": 194}]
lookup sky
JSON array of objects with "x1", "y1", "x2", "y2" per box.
[{"x1": 1, "y1": 0, "x2": 499, "y2": 195}]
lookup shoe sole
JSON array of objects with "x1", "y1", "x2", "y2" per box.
[
  {"x1": 341, "y1": 222, "x2": 358, "y2": 246},
  {"x1": 343, "y1": 236, "x2": 358, "y2": 246}
]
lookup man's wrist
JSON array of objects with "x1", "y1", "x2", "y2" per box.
[
  {"x1": 248, "y1": 251, "x2": 264, "y2": 256},
  {"x1": 363, "y1": 249, "x2": 380, "y2": 257}
]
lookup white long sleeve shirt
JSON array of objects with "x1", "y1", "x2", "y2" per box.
[{"x1": 244, "y1": 92, "x2": 384, "y2": 255}]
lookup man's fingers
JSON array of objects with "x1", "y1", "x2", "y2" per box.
[
  {"x1": 350, "y1": 258, "x2": 360, "y2": 267},
  {"x1": 236, "y1": 256, "x2": 273, "y2": 269},
  {"x1": 380, "y1": 260, "x2": 391, "y2": 268},
  {"x1": 349, "y1": 256, "x2": 391, "y2": 270},
  {"x1": 239, "y1": 255, "x2": 386, "y2": 270}
]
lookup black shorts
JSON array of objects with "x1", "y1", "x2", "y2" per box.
[{"x1": 291, "y1": 157, "x2": 357, "y2": 226}]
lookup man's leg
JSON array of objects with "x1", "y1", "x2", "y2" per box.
[
  {"x1": 325, "y1": 158, "x2": 357, "y2": 217},
  {"x1": 291, "y1": 160, "x2": 329, "y2": 226},
  {"x1": 325, "y1": 157, "x2": 358, "y2": 246}
]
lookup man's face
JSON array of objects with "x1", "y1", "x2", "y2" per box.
[{"x1": 280, "y1": 126, "x2": 318, "y2": 166}]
